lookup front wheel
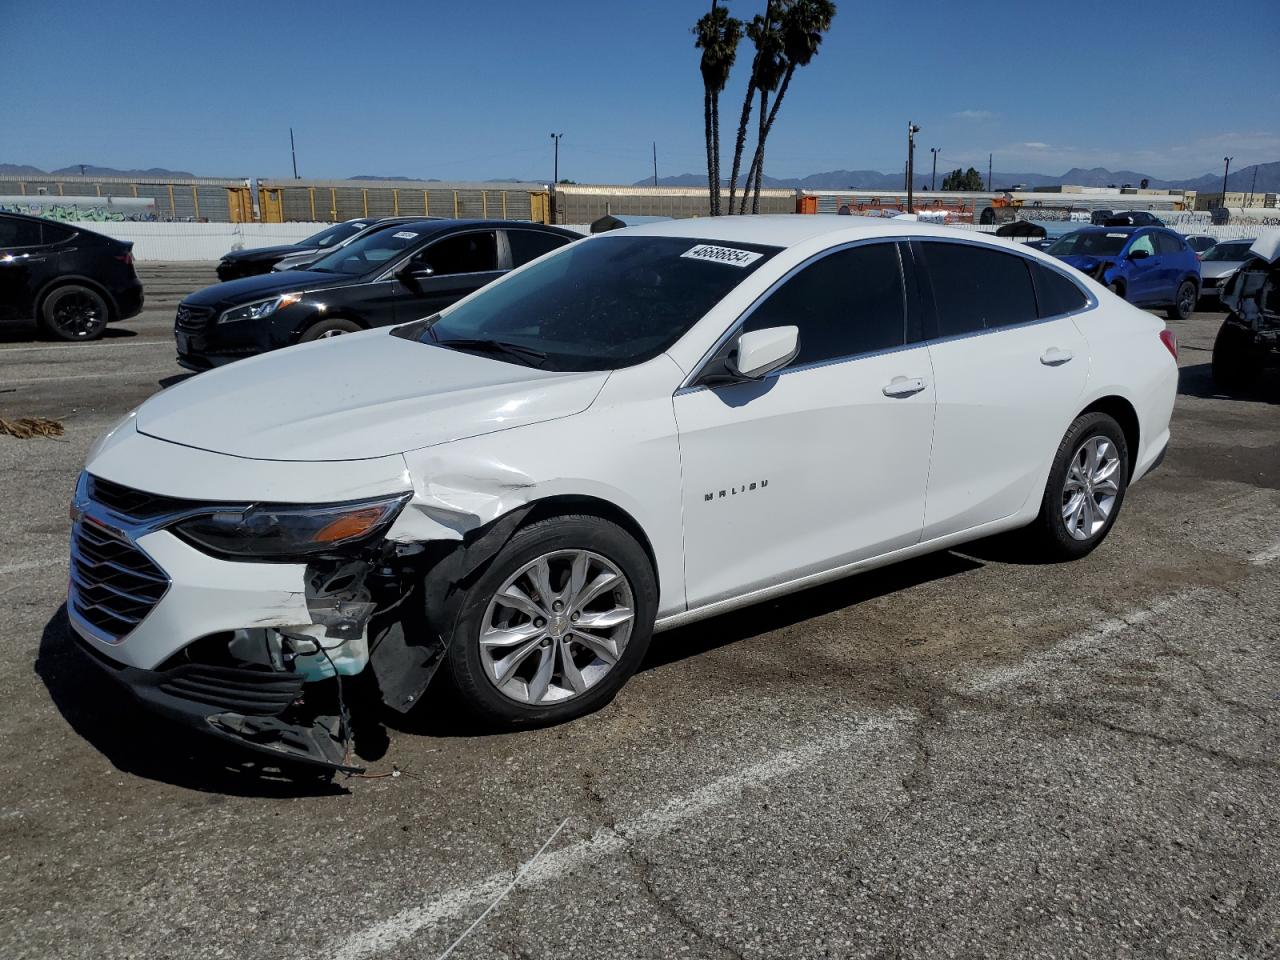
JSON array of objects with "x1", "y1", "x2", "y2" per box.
[
  {"x1": 1024, "y1": 412, "x2": 1130, "y2": 561},
  {"x1": 1166, "y1": 280, "x2": 1196, "y2": 321},
  {"x1": 1212, "y1": 320, "x2": 1263, "y2": 392},
  {"x1": 443, "y1": 515, "x2": 657, "y2": 726},
  {"x1": 299, "y1": 317, "x2": 361, "y2": 342}
]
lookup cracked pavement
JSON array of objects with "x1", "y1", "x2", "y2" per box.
[{"x1": 1, "y1": 264, "x2": 1278, "y2": 959}]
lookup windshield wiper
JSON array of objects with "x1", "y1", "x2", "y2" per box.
[{"x1": 434, "y1": 336, "x2": 550, "y2": 368}]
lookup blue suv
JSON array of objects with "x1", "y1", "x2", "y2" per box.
[{"x1": 1047, "y1": 226, "x2": 1201, "y2": 320}]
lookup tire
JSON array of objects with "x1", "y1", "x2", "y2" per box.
[
  {"x1": 1107, "y1": 281, "x2": 1125, "y2": 299},
  {"x1": 1024, "y1": 412, "x2": 1130, "y2": 561},
  {"x1": 1212, "y1": 320, "x2": 1263, "y2": 392},
  {"x1": 298, "y1": 317, "x2": 362, "y2": 342},
  {"x1": 1166, "y1": 280, "x2": 1196, "y2": 321},
  {"x1": 39, "y1": 285, "x2": 109, "y2": 341},
  {"x1": 443, "y1": 514, "x2": 657, "y2": 726}
]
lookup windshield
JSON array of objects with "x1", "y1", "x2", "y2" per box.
[
  {"x1": 1048, "y1": 231, "x2": 1129, "y2": 257},
  {"x1": 419, "y1": 235, "x2": 779, "y2": 372},
  {"x1": 1202, "y1": 242, "x2": 1254, "y2": 262},
  {"x1": 307, "y1": 224, "x2": 426, "y2": 275},
  {"x1": 300, "y1": 221, "x2": 367, "y2": 249}
]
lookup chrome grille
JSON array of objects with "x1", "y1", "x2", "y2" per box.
[
  {"x1": 69, "y1": 519, "x2": 169, "y2": 643},
  {"x1": 175, "y1": 303, "x2": 213, "y2": 332}
]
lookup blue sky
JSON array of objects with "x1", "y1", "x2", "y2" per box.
[{"x1": 3, "y1": 0, "x2": 1277, "y2": 183}]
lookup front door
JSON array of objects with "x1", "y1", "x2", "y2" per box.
[
  {"x1": 396, "y1": 229, "x2": 504, "y2": 322},
  {"x1": 1121, "y1": 231, "x2": 1160, "y2": 304},
  {"x1": 674, "y1": 241, "x2": 936, "y2": 609}
]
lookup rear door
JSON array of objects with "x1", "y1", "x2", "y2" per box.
[
  {"x1": 1121, "y1": 231, "x2": 1161, "y2": 304},
  {"x1": 505, "y1": 228, "x2": 573, "y2": 268},
  {"x1": 674, "y1": 240, "x2": 936, "y2": 607},
  {"x1": 394, "y1": 229, "x2": 502, "y2": 322},
  {"x1": 913, "y1": 240, "x2": 1090, "y2": 541}
]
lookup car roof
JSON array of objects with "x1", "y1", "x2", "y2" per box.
[
  {"x1": 604, "y1": 214, "x2": 1027, "y2": 249},
  {"x1": 361, "y1": 218, "x2": 574, "y2": 236}
]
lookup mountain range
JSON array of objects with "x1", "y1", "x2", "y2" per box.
[
  {"x1": 4, "y1": 160, "x2": 1277, "y2": 195},
  {"x1": 639, "y1": 161, "x2": 1280, "y2": 194}
]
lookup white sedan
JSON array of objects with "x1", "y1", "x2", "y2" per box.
[{"x1": 69, "y1": 216, "x2": 1178, "y2": 771}]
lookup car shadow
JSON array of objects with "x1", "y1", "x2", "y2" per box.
[
  {"x1": 641, "y1": 549, "x2": 983, "y2": 672},
  {"x1": 35, "y1": 605, "x2": 348, "y2": 797},
  {"x1": 158, "y1": 372, "x2": 196, "y2": 389},
  {"x1": 1178, "y1": 361, "x2": 1279, "y2": 404},
  {"x1": 0, "y1": 326, "x2": 139, "y2": 345}
]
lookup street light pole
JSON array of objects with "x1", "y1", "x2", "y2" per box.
[
  {"x1": 906, "y1": 122, "x2": 920, "y2": 213},
  {"x1": 930, "y1": 147, "x2": 939, "y2": 192},
  {"x1": 550, "y1": 132, "x2": 563, "y2": 223},
  {"x1": 290, "y1": 127, "x2": 298, "y2": 180},
  {"x1": 1220, "y1": 156, "x2": 1232, "y2": 208}
]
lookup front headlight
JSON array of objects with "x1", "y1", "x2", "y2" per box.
[
  {"x1": 173, "y1": 494, "x2": 410, "y2": 560},
  {"x1": 218, "y1": 292, "x2": 302, "y2": 324}
]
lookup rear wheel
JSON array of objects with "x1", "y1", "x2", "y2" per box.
[
  {"x1": 1212, "y1": 320, "x2": 1263, "y2": 392},
  {"x1": 1107, "y1": 281, "x2": 1125, "y2": 299},
  {"x1": 299, "y1": 318, "x2": 361, "y2": 342},
  {"x1": 40, "y1": 285, "x2": 109, "y2": 341},
  {"x1": 1167, "y1": 280, "x2": 1196, "y2": 321},
  {"x1": 443, "y1": 514, "x2": 656, "y2": 726},
  {"x1": 1024, "y1": 412, "x2": 1129, "y2": 561}
]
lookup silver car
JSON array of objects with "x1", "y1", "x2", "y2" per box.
[{"x1": 1199, "y1": 239, "x2": 1257, "y2": 305}]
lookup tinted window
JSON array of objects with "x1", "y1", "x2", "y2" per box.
[
  {"x1": 920, "y1": 242, "x2": 1037, "y2": 336},
  {"x1": 1048, "y1": 231, "x2": 1128, "y2": 257},
  {"x1": 308, "y1": 224, "x2": 425, "y2": 275},
  {"x1": 418, "y1": 231, "x2": 498, "y2": 275},
  {"x1": 301, "y1": 221, "x2": 365, "y2": 248},
  {"x1": 1155, "y1": 232, "x2": 1184, "y2": 255},
  {"x1": 0, "y1": 216, "x2": 44, "y2": 247},
  {"x1": 508, "y1": 229, "x2": 571, "y2": 267},
  {"x1": 1203, "y1": 241, "x2": 1254, "y2": 262},
  {"x1": 1032, "y1": 263, "x2": 1089, "y2": 318},
  {"x1": 742, "y1": 242, "x2": 906, "y2": 366},
  {"x1": 420, "y1": 235, "x2": 777, "y2": 372},
  {"x1": 41, "y1": 222, "x2": 74, "y2": 243}
]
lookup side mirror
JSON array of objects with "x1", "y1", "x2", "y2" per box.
[
  {"x1": 727, "y1": 326, "x2": 800, "y2": 380},
  {"x1": 1127, "y1": 248, "x2": 1150, "y2": 261},
  {"x1": 398, "y1": 263, "x2": 435, "y2": 284}
]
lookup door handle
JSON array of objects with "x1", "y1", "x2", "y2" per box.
[
  {"x1": 882, "y1": 376, "x2": 928, "y2": 398},
  {"x1": 1040, "y1": 347, "x2": 1073, "y2": 366}
]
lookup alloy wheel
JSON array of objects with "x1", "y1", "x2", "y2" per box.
[
  {"x1": 479, "y1": 549, "x2": 634, "y2": 705},
  {"x1": 52, "y1": 291, "x2": 105, "y2": 338},
  {"x1": 1177, "y1": 282, "x2": 1195, "y2": 318},
  {"x1": 1061, "y1": 436, "x2": 1121, "y2": 541}
]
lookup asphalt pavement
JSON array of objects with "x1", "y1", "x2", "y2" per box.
[{"x1": 1, "y1": 263, "x2": 1277, "y2": 959}]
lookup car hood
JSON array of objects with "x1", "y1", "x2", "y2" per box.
[
  {"x1": 136, "y1": 328, "x2": 610, "y2": 461},
  {"x1": 1201, "y1": 260, "x2": 1246, "y2": 280},
  {"x1": 221, "y1": 244, "x2": 310, "y2": 263},
  {"x1": 184, "y1": 269, "x2": 356, "y2": 308}
]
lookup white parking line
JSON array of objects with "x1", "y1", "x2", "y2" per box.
[
  {"x1": 0, "y1": 340, "x2": 173, "y2": 356},
  {"x1": 330, "y1": 714, "x2": 907, "y2": 960},
  {"x1": 0, "y1": 558, "x2": 65, "y2": 576}
]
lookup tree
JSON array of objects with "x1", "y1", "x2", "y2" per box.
[
  {"x1": 742, "y1": 0, "x2": 836, "y2": 213},
  {"x1": 694, "y1": 2, "x2": 743, "y2": 216},
  {"x1": 738, "y1": 6, "x2": 788, "y2": 213},
  {"x1": 941, "y1": 167, "x2": 984, "y2": 191},
  {"x1": 726, "y1": 1, "x2": 779, "y2": 216}
]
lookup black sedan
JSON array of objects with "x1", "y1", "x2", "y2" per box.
[
  {"x1": 176, "y1": 219, "x2": 578, "y2": 369},
  {"x1": 0, "y1": 212, "x2": 143, "y2": 341},
  {"x1": 216, "y1": 218, "x2": 389, "y2": 281}
]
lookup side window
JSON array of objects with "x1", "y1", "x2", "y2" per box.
[
  {"x1": 508, "y1": 230, "x2": 570, "y2": 267},
  {"x1": 920, "y1": 242, "x2": 1038, "y2": 336},
  {"x1": 742, "y1": 242, "x2": 906, "y2": 367},
  {"x1": 1032, "y1": 262, "x2": 1089, "y2": 318},
  {"x1": 1127, "y1": 234, "x2": 1155, "y2": 257},
  {"x1": 417, "y1": 231, "x2": 498, "y2": 275},
  {"x1": 0, "y1": 216, "x2": 44, "y2": 247},
  {"x1": 41, "y1": 222, "x2": 74, "y2": 244},
  {"x1": 1155, "y1": 232, "x2": 1184, "y2": 256}
]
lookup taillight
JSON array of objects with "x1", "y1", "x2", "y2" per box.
[
  {"x1": 114, "y1": 252, "x2": 134, "y2": 267},
  {"x1": 1159, "y1": 329, "x2": 1178, "y2": 360}
]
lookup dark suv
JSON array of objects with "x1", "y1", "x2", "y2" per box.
[
  {"x1": 175, "y1": 219, "x2": 578, "y2": 369},
  {"x1": 0, "y1": 212, "x2": 143, "y2": 340}
]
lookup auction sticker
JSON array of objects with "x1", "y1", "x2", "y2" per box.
[
  {"x1": 394, "y1": 231, "x2": 418, "y2": 239},
  {"x1": 680, "y1": 244, "x2": 763, "y2": 267}
]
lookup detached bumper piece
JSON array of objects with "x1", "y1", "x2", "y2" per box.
[{"x1": 73, "y1": 633, "x2": 364, "y2": 774}]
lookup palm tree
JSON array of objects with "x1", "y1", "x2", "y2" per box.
[
  {"x1": 694, "y1": 2, "x2": 743, "y2": 215},
  {"x1": 726, "y1": 0, "x2": 778, "y2": 217},
  {"x1": 743, "y1": 0, "x2": 836, "y2": 212},
  {"x1": 740, "y1": 6, "x2": 788, "y2": 213}
]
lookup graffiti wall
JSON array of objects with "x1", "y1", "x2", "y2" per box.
[{"x1": 0, "y1": 195, "x2": 158, "y2": 222}]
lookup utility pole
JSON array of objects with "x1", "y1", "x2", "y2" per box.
[
  {"x1": 652, "y1": 141, "x2": 658, "y2": 187},
  {"x1": 1247, "y1": 164, "x2": 1258, "y2": 207},
  {"x1": 906, "y1": 122, "x2": 920, "y2": 213},
  {"x1": 1220, "y1": 156, "x2": 1232, "y2": 208},
  {"x1": 290, "y1": 127, "x2": 299, "y2": 179},
  {"x1": 549, "y1": 132, "x2": 563, "y2": 223},
  {"x1": 930, "y1": 147, "x2": 940, "y2": 192},
  {"x1": 79, "y1": 164, "x2": 86, "y2": 177},
  {"x1": 987, "y1": 153, "x2": 992, "y2": 192}
]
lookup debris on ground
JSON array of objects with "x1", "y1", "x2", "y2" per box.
[{"x1": 0, "y1": 417, "x2": 66, "y2": 440}]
